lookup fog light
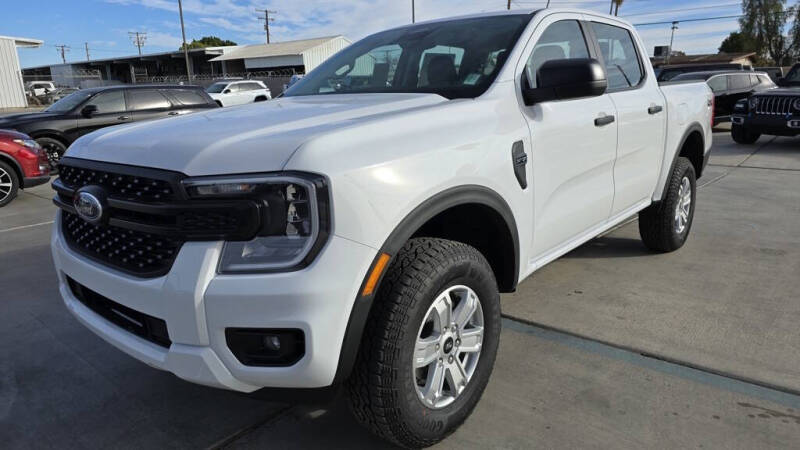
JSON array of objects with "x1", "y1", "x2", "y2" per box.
[{"x1": 226, "y1": 328, "x2": 305, "y2": 366}]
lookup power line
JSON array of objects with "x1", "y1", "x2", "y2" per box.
[
  {"x1": 256, "y1": 8, "x2": 277, "y2": 44},
  {"x1": 54, "y1": 45, "x2": 70, "y2": 64},
  {"x1": 128, "y1": 31, "x2": 147, "y2": 55}
]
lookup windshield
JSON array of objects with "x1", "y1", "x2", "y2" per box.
[
  {"x1": 45, "y1": 90, "x2": 93, "y2": 112},
  {"x1": 284, "y1": 14, "x2": 531, "y2": 100},
  {"x1": 206, "y1": 82, "x2": 228, "y2": 93}
]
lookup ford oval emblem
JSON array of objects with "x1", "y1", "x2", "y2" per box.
[{"x1": 74, "y1": 190, "x2": 103, "y2": 223}]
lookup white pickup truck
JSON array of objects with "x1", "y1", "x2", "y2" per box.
[{"x1": 51, "y1": 9, "x2": 712, "y2": 448}]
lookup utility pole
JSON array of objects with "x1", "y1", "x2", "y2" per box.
[
  {"x1": 178, "y1": 0, "x2": 192, "y2": 81},
  {"x1": 412, "y1": 0, "x2": 416, "y2": 23},
  {"x1": 507, "y1": 0, "x2": 511, "y2": 10},
  {"x1": 128, "y1": 31, "x2": 147, "y2": 55},
  {"x1": 84, "y1": 42, "x2": 90, "y2": 61},
  {"x1": 54, "y1": 45, "x2": 70, "y2": 64},
  {"x1": 256, "y1": 9, "x2": 277, "y2": 44},
  {"x1": 609, "y1": 0, "x2": 614, "y2": 14},
  {"x1": 667, "y1": 21, "x2": 679, "y2": 65}
]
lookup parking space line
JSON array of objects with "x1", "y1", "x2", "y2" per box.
[
  {"x1": 502, "y1": 317, "x2": 800, "y2": 408},
  {"x1": 0, "y1": 221, "x2": 54, "y2": 233}
]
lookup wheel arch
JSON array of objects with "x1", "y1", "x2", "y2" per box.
[
  {"x1": 0, "y1": 153, "x2": 24, "y2": 185},
  {"x1": 333, "y1": 185, "x2": 520, "y2": 383},
  {"x1": 30, "y1": 131, "x2": 70, "y2": 147},
  {"x1": 655, "y1": 122, "x2": 706, "y2": 201}
]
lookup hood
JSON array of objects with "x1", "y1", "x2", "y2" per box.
[
  {"x1": 66, "y1": 93, "x2": 447, "y2": 176},
  {"x1": 756, "y1": 88, "x2": 800, "y2": 96},
  {"x1": 0, "y1": 112, "x2": 62, "y2": 125}
]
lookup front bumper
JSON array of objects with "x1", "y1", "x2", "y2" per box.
[
  {"x1": 23, "y1": 175, "x2": 50, "y2": 188},
  {"x1": 732, "y1": 114, "x2": 800, "y2": 136},
  {"x1": 52, "y1": 210, "x2": 376, "y2": 391}
]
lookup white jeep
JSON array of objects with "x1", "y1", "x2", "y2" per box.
[
  {"x1": 51, "y1": 9, "x2": 713, "y2": 448},
  {"x1": 205, "y1": 79, "x2": 272, "y2": 107}
]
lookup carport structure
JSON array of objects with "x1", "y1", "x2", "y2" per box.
[{"x1": 0, "y1": 35, "x2": 43, "y2": 108}]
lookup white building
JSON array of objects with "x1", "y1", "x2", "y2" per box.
[
  {"x1": 0, "y1": 35, "x2": 42, "y2": 108},
  {"x1": 209, "y1": 36, "x2": 351, "y2": 74}
]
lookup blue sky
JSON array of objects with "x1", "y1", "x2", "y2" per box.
[{"x1": 1, "y1": 0, "x2": 766, "y2": 69}]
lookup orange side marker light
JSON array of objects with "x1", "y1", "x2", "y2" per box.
[{"x1": 362, "y1": 253, "x2": 391, "y2": 296}]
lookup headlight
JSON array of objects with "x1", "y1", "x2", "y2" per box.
[
  {"x1": 793, "y1": 98, "x2": 800, "y2": 111},
  {"x1": 183, "y1": 173, "x2": 330, "y2": 273},
  {"x1": 13, "y1": 138, "x2": 40, "y2": 149},
  {"x1": 749, "y1": 97, "x2": 759, "y2": 109}
]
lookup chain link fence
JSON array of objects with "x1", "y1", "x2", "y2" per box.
[{"x1": 136, "y1": 69, "x2": 298, "y2": 96}]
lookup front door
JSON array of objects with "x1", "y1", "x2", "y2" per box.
[
  {"x1": 75, "y1": 89, "x2": 130, "y2": 138},
  {"x1": 519, "y1": 18, "x2": 618, "y2": 259}
]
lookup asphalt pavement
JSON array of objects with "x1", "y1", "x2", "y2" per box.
[{"x1": 1, "y1": 131, "x2": 798, "y2": 449}]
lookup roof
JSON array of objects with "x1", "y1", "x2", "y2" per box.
[
  {"x1": 671, "y1": 70, "x2": 762, "y2": 80},
  {"x1": 209, "y1": 36, "x2": 347, "y2": 62},
  {"x1": 652, "y1": 52, "x2": 757, "y2": 66},
  {"x1": 22, "y1": 46, "x2": 233, "y2": 70},
  {"x1": 0, "y1": 35, "x2": 43, "y2": 48}
]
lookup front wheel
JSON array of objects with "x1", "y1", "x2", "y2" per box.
[
  {"x1": 35, "y1": 137, "x2": 67, "y2": 172},
  {"x1": 639, "y1": 156, "x2": 697, "y2": 252},
  {"x1": 347, "y1": 238, "x2": 501, "y2": 448},
  {"x1": 731, "y1": 124, "x2": 760, "y2": 144},
  {"x1": 0, "y1": 161, "x2": 20, "y2": 207}
]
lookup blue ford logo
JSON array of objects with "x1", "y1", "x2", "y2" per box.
[{"x1": 74, "y1": 188, "x2": 104, "y2": 224}]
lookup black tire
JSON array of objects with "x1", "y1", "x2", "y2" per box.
[
  {"x1": 0, "y1": 160, "x2": 20, "y2": 207},
  {"x1": 347, "y1": 238, "x2": 501, "y2": 448},
  {"x1": 35, "y1": 137, "x2": 67, "y2": 172},
  {"x1": 731, "y1": 124, "x2": 760, "y2": 144},
  {"x1": 639, "y1": 157, "x2": 697, "y2": 252}
]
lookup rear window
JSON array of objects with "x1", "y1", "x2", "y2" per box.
[
  {"x1": 128, "y1": 89, "x2": 171, "y2": 110},
  {"x1": 707, "y1": 75, "x2": 727, "y2": 92},
  {"x1": 729, "y1": 74, "x2": 750, "y2": 90},
  {"x1": 168, "y1": 89, "x2": 209, "y2": 105}
]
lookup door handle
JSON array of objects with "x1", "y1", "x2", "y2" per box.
[
  {"x1": 594, "y1": 114, "x2": 615, "y2": 127},
  {"x1": 648, "y1": 105, "x2": 663, "y2": 115},
  {"x1": 117, "y1": 115, "x2": 129, "y2": 121},
  {"x1": 168, "y1": 111, "x2": 180, "y2": 116}
]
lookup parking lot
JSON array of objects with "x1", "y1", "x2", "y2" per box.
[{"x1": 1, "y1": 130, "x2": 798, "y2": 449}]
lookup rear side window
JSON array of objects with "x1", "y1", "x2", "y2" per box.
[
  {"x1": 168, "y1": 89, "x2": 209, "y2": 105},
  {"x1": 526, "y1": 20, "x2": 590, "y2": 88},
  {"x1": 227, "y1": 83, "x2": 243, "y2": 93},
  {"x1": 591, "y1": 22, "x2": 644, "y2": 91},
  {"x1": 729, "y1": 74, "x2": 750, "y2": 90},
  {"x1": 707, "y1": 75, "x2": 727, "y2": 92},
  {"x1": 85, "y1": 90, "x2": 126, "y2": 113},
  {"x1": 128, "y1": 89, "x2": 171, "y2": 110}
]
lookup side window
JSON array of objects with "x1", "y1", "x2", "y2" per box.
[
  {"x1": 750, "y1": 74, "x2": 760, "y2": 86},
  {"x1": 127, "y1": 89, "x2": 171, "y2": 110},
  {"x1": 707, "y1": 76, "x2": 727, "y2": 93},
  {"x1": 729, "y1": 74, "x2": 749, "y2": 90},
  {"x1": 168, "y1": 89, "x2": 208, "y2": 106},
  {"x1": 247, "y1": 82, "x2": 264, "y2": 90},
  {"x1": 526, "y1": 20, "x2": 590, "y2": 88},
  {"x1": 591, "y1": 22, "x2": 644, "y2": 91},
  {"x1": 85, "y1": 90, "x2": 126, "y2": 113},
  {"x1": 226, "y1": 83, "x2": 241, "y2": 93}
]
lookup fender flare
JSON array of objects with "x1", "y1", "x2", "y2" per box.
[
  {"x1": 655, "y1": 122, "x2": 705, "y2": 201},
  {"x1": 332, "y1": 185, "x2": 520, "y2": 383}
]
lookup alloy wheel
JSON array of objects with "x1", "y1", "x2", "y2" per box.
[
  {"x1": 0, "y1": 166, "x2": 13, "y2": 203},
  {"x1": 413, "y1": 285, "x2": 484, "y2": 409},
  {"x1": 674, "y1": 176, "x2": 692, "y2": 234}
]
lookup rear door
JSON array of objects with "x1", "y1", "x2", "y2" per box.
[
  {"x1": 127, "y1": 89, "x2": 174, "y2": 123},
  {"x1": 74, "y1": 89, "x2": 130, "y2": 138},
  {"x1": 588, "y1": 20, "x2": 665, "y2": 215},
  {"x1": 162, "y1": 89, "x2": 215, "y2": 114},
  {"x1": 518, "y1": 17, "x2": 619, "y2": 259}
]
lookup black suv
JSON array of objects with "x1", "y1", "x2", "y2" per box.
[
  {"x1": 670, "y1": 71, "x2": 776, "y2": 125},
  {"x1": 730, "y1": 88, "x2": 800, "y2": 144},
  {"x1": 0, "y1": 85, "x2": 218, "y2": 167}
]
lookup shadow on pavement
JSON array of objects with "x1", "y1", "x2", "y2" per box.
[{"x1": 564, "y1": 235, "x2": 651, "y2": 259}]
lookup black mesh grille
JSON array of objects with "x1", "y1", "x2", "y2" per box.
[
  {"x1": 62, "y1": 211, "x2": 182, "y2": 277},
  {"x1": 59, "y1": 164, "x2": 175, "y2": 202}
]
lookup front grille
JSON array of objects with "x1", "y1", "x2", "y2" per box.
[
  {"x1": 59, "y1": 164, "x2": 177, "y2": 202},
  {"x1": 54, "y1": 158, "x2": 261, "y2": 278},
  {"x1": 62, "y1": 211, "x2": 182, "y2": 277},
  {"x1": 753, "y1": 96, "x2": 797, "y2": 116},
  {"x1": 67, "y1": 277, "x2": 171, "y2": 348}
]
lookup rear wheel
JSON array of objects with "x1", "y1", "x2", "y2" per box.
[
  {"x1": 347, "y1": 238, "x2": 501, "y2": 448},
  {"x1": 35, "y1": 137, "x2": 67, "y2": 172},
  {"x1": 0, "y1": 161, "x2": 20, "y2": 207},
  {"x1": 638, "y1": 157, "x2": 696, "y2": 252},
  {"x1": 731, "y1": 124, "x2": 760, "y2": 144}
]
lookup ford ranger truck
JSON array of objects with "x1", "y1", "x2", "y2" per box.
[{"x1": 51, "y1": 9, "x2": 713, "y2": 448}]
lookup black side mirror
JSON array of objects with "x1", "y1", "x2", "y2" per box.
[
  {"x1": 522, "y1": 58, "x2": 608, "y2": 105},
  {"x1": 223, "y1": 89, "x2": 231, "y2": 94},
  {"x1": 81, "y1": 104, "x2": 98, "y2": 117}
]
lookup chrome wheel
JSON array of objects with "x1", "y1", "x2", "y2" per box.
[
  {"x1": 674, "y1": 176, "x2": 692, "y2": 234},
  {"x1": 0, "y1": 166, "x2": 13, "y2": 203},
  {"x1": 413, "y1": 285, "x2": 484, "y2": 409}
]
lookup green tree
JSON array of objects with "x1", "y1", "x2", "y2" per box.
[
  {"x1": 180, "y1": 36, "x2": 237, "y2": 50},
  {"x1": 739, "y1": 0, "x2": 793, "y2": 64},
  {"x1": 719, "y1": 31, "x2": 757, "y2": 53}
]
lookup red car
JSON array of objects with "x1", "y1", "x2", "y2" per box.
[{"x1": 0, "y1": 129, "x2": 51, "y2": 207}]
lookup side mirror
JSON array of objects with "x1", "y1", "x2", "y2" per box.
[
  {"x1": 223, "y1": 89, "x2": 231, "y2": 94},
  {"x1": 522, "y1": 58, "x2": 607, "y2": 105},
  {"x1": 81, "y1": 104, "x2": 98, "y2": 117}
]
